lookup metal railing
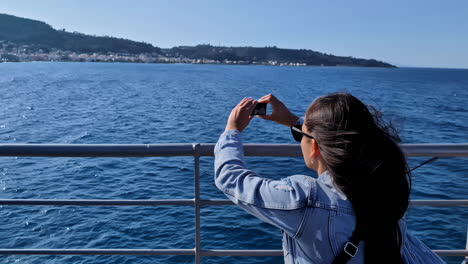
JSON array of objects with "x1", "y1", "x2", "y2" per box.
[{"x1": 0, "y1": 143, "x2": 467, "y2": 262}]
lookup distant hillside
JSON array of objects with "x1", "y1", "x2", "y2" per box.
[
  {"x1": 167, "y1": 45, "x2": 395, "y2": 67},
  {"x1": 0, "y1": 13, "x2": 395, "y2": 67},
  {"x1": 0, "y1": 13, "x2": 160, "y2": 54}
]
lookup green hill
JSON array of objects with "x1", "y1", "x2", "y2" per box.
[
  {"x1": 0, "y1": 13, "x2": 160, "y2": 54},
  {"x1": 168, "y1": 45, "x2": 395, "y2": 67}
]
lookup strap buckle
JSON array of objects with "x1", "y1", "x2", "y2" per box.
[{"x1": 344, "y1": 242, "x2": 358, "y2": 257}]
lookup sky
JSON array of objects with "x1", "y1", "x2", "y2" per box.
[{"x1": 1, "y1": 0, "x2": 467, "y2": 68}]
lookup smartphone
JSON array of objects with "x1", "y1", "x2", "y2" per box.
[{"x1": 252, "y1": 103, "x2": 267, "y2": 115}]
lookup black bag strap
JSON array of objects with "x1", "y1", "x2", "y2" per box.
[{"x1": 331, "y1": 227, "x2": 361, "y2": 264}]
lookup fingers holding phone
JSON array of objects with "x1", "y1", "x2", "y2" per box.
[
  {"x1": 225, "y1": 98, "x2": 257, "y2": 132},
  {"x1": 257, "y1": 94, "x2": 299, "y2": 127}
]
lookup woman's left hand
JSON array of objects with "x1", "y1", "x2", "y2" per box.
[{"x1": 225, "y1": 98, "x2": 257, "y2": 132}]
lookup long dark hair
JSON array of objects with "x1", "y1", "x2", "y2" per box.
[{"x1": 305, "y1": 93, "x2": 411, "y2": 263}]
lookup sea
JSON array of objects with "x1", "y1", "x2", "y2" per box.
[{"x1": 0, "y1": 62, "x2": 467, "y2": 264}]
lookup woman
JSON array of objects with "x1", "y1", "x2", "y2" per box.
[{"x1": 214, "y1": 93, "x2": 445, "y2": 263}]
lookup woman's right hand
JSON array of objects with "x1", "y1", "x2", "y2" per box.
[{"x1": 257, "y1": 94, "x2": 299, "y2": 127}]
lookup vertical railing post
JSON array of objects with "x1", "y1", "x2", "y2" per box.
[
  {"x1": 462, "y1": 228, "x2": 468, "y2": 264},
  {"x1": 193, "y1": 144, "x2": 201, "y2": 264}
]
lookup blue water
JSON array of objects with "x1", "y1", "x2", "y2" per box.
[{"x1": 0, "y1": 62, "x2": 467, "y2": 264}]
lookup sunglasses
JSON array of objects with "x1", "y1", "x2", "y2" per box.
[{"x1": 291, "y1": 125, "x2": 315, "y2": 142}]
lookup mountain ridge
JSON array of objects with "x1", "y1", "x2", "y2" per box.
[{"x1": 0, "y1": 13, "x2": 395, "y2": 67}]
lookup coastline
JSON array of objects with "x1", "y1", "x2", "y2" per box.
[{"x1": 0, "y1": 59, "x2": 397, "y2": 68}]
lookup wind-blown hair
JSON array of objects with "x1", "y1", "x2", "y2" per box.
[{"x1": 305, "y1": 92, "x2": 411, "y2": 264}]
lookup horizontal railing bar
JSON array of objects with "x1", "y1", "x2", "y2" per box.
[
  {"x1": 0, "y1": 144, "x2": 196, "y2": 157},
  {"x1": 400, "y1": 144, "x2": 468, "y2": 157},
  {"x1": 0, "y1": 199, "x2": 466, "y2": 207},
  {"x1": 199, "y1": 144, "x2": 303, "y2": 157},
  {"x1": 409, "y1": 200, "x2": 468, "y2": 206},
  {"x1": 0, "y1": 199, "x2": 195, "y2": 206},
  {"x1": 201, "y1": 199, "x2": 234, "y2": 206},
  {"x1": 0, "y1": 249, "x2": 195, "y2": 255},
  {"x1": 0, "y1": 249, "x2": 465, "y2": 256},
  {"x1": 201, "y1": 249, "x2": 283, "y2": 256},
  {"x1": 0, "y1": 143, "x2": 467, "y2": 157},
  {"x1": 433, "y1": 250, "x2": 468, "y2": 257}
]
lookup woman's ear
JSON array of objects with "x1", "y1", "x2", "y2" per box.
[{"x1": 308, "y1": 139, "x2": 320, "y2": 159}]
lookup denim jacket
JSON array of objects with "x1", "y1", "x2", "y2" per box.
[{"x1": 214, "y1": 130, "x2": 446, "y2": 264}]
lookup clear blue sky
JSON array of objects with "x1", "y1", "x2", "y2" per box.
[{"x1": 1, "y1": 0, "x2": 467, "y2": 68}]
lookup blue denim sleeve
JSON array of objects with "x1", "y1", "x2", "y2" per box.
[{"x1": 214, "y1": 129, "x2": 311, "y2": 237}]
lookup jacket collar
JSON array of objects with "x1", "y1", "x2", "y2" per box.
[
  {"x1": 317, "y1": 170, "x2": 333, "y2": 184},
  {"x1": 317, "y1": 170, "x2": 348, "y2": 200}
]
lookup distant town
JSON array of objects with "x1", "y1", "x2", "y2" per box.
[{"x1": 0, "y1": 41, "x2": 307, "y2": 66}]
